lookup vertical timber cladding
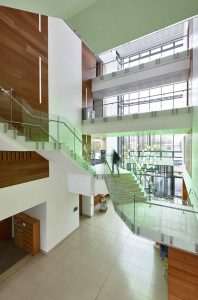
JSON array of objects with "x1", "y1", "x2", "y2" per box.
[
  {"x1": 0, "y1": 6, "x2": 49, "y2": 187},
  {"x1": 168, "y1": 247, "x2": 198, "y2": 300},
  {"x1": 82, "y1": 42, "x2": 96, "y2": 109},
  {"x1": 0, "y1": 6, "x2": 48, "y2": 113},
  {"x1": 82, "y1": 43, "x2": 96, "y2": 161},
  {"x1": 0, "y1": 151, "x2": 49, "y2": 188}
]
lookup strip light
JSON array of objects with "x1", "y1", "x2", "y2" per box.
[{"x1": 39, "y1": 56, "x2": 42, "y2": 104}]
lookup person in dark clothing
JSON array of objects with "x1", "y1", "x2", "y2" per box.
[{"x1": 112, "y1": 150, "x2": 120, "y2": 174}]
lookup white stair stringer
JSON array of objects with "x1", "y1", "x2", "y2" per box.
[
  {"x1": 107, "y1": 173, "x2": 147, "y2": 205},
  {"x1": 0, "y1": 121, "x2": 97, "y2": 196},
  {"x1": 105, "y1": 172, "x2": 198, "y2": 255}
]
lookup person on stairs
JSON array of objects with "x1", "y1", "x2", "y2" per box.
[{"x1": 112, "y1": 150, "x2": 121, "y2": 174}]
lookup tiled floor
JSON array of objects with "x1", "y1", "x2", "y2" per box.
[
  {"x1": 116, "y1": 201, "x2": 198, "y2": 243},
  {"x1": 0, "y1": 201, "x2": 167, "y2": 300}
]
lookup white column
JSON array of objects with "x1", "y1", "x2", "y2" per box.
[{"x1": 82, "y1": 195, "x2": 94, "y2": 217}]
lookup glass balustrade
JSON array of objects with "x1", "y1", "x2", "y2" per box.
[
  {"x1": 104, "y1": 162, "x2": 198, "y2": 254},
  {"x1": 90, "y1": 35, "x2": 188, "y2": 78},
  {"x1": 0, "y1": 83, "x2": 94, "y2": 175},
  {"x1": 83, "y1": 82, "x2": 189, "y2": 120}
]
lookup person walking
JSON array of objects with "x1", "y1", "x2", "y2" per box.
[{"x1": 112, "y1": 150, "x2": 120, "y2": 174}]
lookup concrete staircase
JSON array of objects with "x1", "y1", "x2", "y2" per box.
[
  {"x1": 0, "y1": 121, "x2": 95, "y2": 177},
  {"x1": 106, "y1": 172, "x2": 147, "y2": 204}
]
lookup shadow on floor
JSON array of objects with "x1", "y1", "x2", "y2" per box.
[{"x1": 0, "y1": 239, "x2": 28, "y2": 274}]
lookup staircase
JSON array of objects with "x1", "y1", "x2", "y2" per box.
[
  {"x1": 107, "y1": 173, "x2": 147, "y2": 204},
  {"x1": 104, "y1": 163, "x2": 198, "y2": 255},
  {"x1": 0, "y1": 82, "x2": 95, "y2": 178},
  {"x1": 0, "y1": 121, "x2": 95, "y2": 176}
]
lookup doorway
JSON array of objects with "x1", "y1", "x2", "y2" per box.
[{"x1": 0, "y1": 217, "x2": 28, "y2": 274}]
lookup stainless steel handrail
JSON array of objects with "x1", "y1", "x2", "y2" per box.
[
  {"x1": 3, "y1": 120, "x2": 57, "y2": 143},
  {"x1": 91, "y1": 35, "x2": 187, "y2": 72},
  {"x1": 87, "y1": 88, "x2": 188, "y2": 111},
  {"x1": 105, "y1": 166, "x2": 198, "y2": 213},
  {"x1": 0, "y1": 84, "x2": 82, "y2": 144}
]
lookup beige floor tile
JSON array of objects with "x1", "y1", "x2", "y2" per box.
[
  {"x1": 137, "y1": 268, "x2": 153, "y2": 284},
  {"x1": 96, "y1": 291, "x2": 115, "y2": 300},
  {"x1": 149, "y1": 285, "x2": 168, "y2": 300},
  {"x1": 134, "y1": 278, "x2": 151, "y2": 298},
  {"x1": 132, "y1": 292, "x2": 149, "y2": 300},
  {"x1": 0, "y1": 201, "x2": 168, "y2": 300}
]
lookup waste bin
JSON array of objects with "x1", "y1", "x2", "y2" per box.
[
  {"x1": 101, "y1": 150, "x2": 106, "y2": 163},
  {"x1": 82, "y1": 107, "x2": 95, "y2": 120}
]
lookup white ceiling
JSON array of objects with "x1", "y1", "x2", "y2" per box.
[{"x1": 0, "y1": 0, "x2": 98, "y2": 19}]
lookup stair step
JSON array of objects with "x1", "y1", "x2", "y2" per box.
[{"x1": 0, "y1": 121, "x2": 95, "y2": 175}]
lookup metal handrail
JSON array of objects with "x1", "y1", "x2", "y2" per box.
[
  {"x1": 130, "y1": 157, "x2": 156, "y2": 196},
  {"x1": 136, "y1": 199, "x2": 198, "y2": 214},
  {"x1": 0, "y1": 84, "x2": 82, "y2": 144},
  {"x1": 187, "y1": 188, "x2": 198, "y2": 204},
  {"x1": 105, "y1": 160, "x2": 113, "y2": 175},
  {"x1": 91, "y1": 35, "x2": 187, "y2": 73},
  {"x1": 105, "y1": 163, "x2": 198, "y2": 213},
  {"x1": 89, "y1": 88, "x2": 188, "y2": 110},
  {"x1": 104, "y1": 160, "x2": 151, "y2": 197},
  {"x1": 82, "y1": 87, "x2": 189, "y2": 120},
  {"x1": 4, "y1": 120, "x2": 57, "y2": 143}
]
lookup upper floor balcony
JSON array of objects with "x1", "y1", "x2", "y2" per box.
[
  {"x1": 82, "y1": 80, "x2": 192, "y2": 136},
  {"x1": 91, "y1": 30, "x2": 190, "y2": 98},
  {"x1": 92, "y1": 49, "x2": 190, "y2": 100}
]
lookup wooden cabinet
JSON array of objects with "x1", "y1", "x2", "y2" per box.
[{"x1": 14, "y1": 213, "x2": 40, "y2": 255}]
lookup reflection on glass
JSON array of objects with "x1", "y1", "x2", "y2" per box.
[
  {"x1": 103, "y1": 81, "x2": 188, "y2": 117},
  {"x1": 99, "y1": 36, "x2": 187, "y2": 76}
]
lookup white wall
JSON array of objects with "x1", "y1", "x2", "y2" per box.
[
  {"x1": 82, "y1": 195, "x2": 94, "y2": 217},
  {"x1": 0, "y1": 163, "x2": 79, "y2": 252},
  {"x1": 95, "y1": 178, "x2": 109, "y2": 195},
  {"x1": 183, "y1": 16, "x2": 198, "y2": 211},
  {"x1": 48, "y1": 17, "x2": 82, "y2": 130},
  {"x1": 106, "y1": 137, "x2": 117, "y2": 160},
  {"x1": 0, "y1": 19, "x2": 83, "y2": 253},
  {"x1": 68, "y1": 173, "x2": 94, "y2": 196},
  {"x1": 191, "y1": 17, "x2": 198, "y2": 200},
  {"x1": 82, "y1": 107, "x2": 192, "y2": 135}
]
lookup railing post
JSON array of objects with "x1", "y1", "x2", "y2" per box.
[
  {"x1": 57, "y1": 116, "x2": 60, "y2": 143},
  {"x1": 74, "y1": 128, "x2": 76, "y2": 156},
  {"x1": 161, "y1": 233, "x2": 164, "y2": 242},
  {"x1": 134, "y1": 194, "x2": 135, "y2": 233},
  {"x1": 187, "y1": 81, "x2": 189, "y2": 106},
  {"x1": 10, "y1": 88, "x2": 13, "y2": 125}
]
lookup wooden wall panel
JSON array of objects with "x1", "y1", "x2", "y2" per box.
[
  {"x1": 82, "y1": 44, "x2": 96, "y2": 160},
  {"x1": 82, "y1": 43, "x2": 96, "y2": 108},
  {"x1": 94, "y1": 194, "x2": 101, "y2": 206},
  {"x1": 0, "y1": 6, "x2": 48, "y2": 114},
  {"x1": 79, "y1": 195, "x2": 83, "y2": 216},
  {"x1": 0, "y1": 7, "x2": 49, "y2": 188},
  {"x1": 0, "y1": 217, "x2": 12, "y2": 242},
  {"x1": 0, "y1": 151, "x2": 49, "y2": 188},
  {"x1": 168, "y1": 247, "x2": 198, "y2": 300},
  {"x1": 182, "y1": 179, "x2": 188, "y2": 204},
  {"x1": 184, "y1": 132, "x2": 192, "y2": 177}
]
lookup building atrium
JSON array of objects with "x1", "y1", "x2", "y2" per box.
[{"x1": 0, "y1": 1, "x2": 198, "y2": 300}]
